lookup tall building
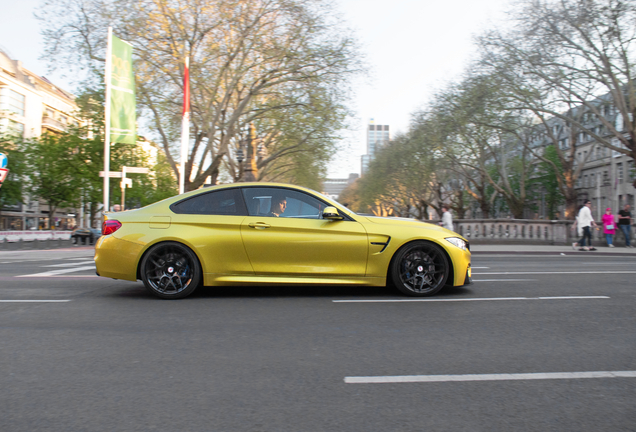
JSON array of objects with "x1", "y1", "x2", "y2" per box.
[{"x1": 361, "y1": 121, "x2": 390, "y2": 175}]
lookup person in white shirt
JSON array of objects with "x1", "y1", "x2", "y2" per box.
[
  {"x1": 440, "y1": 205, "x2": 454, "y2": 232},
  {"x1": 573, "y1": 199, "x2": 597, "y2": 251}
]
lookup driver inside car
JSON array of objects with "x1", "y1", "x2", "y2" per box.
[{"x1": 268, "y1": 195, "x2": 287, "y2": 217}]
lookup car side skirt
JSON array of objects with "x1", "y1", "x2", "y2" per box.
[{"x1": 204, "y1": 274, "x2": 387, "y2": 287}]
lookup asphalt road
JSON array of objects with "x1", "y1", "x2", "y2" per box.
[{"x1": 1, "y1": 249, "x2": 635, "y2": 431}]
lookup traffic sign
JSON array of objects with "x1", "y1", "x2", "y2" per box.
[
  {"x1": 0, "y1": 168, "x2": 9, "y2": 183},
  {"x1": 0, "y1": 153, "x2": 7, "y2": 169}
]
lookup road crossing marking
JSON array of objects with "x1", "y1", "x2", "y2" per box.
[
  {"x1": 472, "y1": 279, "x2": 536, "y2": 282},
  {"x1": 16, "y1": 265, "x2": 96, "y2": 277},
  {"x1": 0, "y1": 300, "x2": 71, "y2": 303},
  {"x1": 344, "y1": 371, "x2": 636, "y2": 384},
  {"x1": 332, "y1": 296, "x2": 609, "y2": 303},
  {"x1": 42, "y1": 260, "x2": 95, "y2": 268}
]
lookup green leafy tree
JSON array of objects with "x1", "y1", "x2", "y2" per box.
[
  {"x1": 20, "y1": 134, "x2": 83, "y2": 228},
  {"x1": 533, "y1": 145, "x2": 565, "y2": 219}
]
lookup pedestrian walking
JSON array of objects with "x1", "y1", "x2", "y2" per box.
[
  {"x1": 617, "y1": 204, "x2": 633, "y2": 247},
  {"x1": 440, "y1": 205, "x2": 454, "y2": 232},
  {"x1": 572, "y1": 199, "x2": 597, "y2": 251},
  {"x1": 601, "y1": 207, "x2": 616, "y2": 247}
]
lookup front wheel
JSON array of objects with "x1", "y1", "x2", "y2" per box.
[
  {"x1": 140, "y1": 242, "x2": 201, "y2": 299},
  {"x1": 390, "y1": 241, "x2": 449, "y2": 296}
]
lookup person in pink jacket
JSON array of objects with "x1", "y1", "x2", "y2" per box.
[{"x1": 602, "y1": 207, "x2": 616, "y2": 247}]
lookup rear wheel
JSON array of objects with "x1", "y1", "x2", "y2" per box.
[
  {"x1": 390, "y1": 241, "x2": 449, "y2": 296},
  {"x1": 140, "y1": 242, "x2": 201, "y2": 299}
]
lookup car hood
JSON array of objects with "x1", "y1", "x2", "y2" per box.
[{"x1": 359, "y1": 215, "x2": 459, "y2": 235}]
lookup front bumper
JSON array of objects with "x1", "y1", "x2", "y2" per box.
[{"x1": 463, "y1": 263, "x2": 472, "y2": 285}]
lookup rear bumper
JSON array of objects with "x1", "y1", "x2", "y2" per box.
[{"x1": 94, "y1": 235, "x2": 142, "y2": 281}]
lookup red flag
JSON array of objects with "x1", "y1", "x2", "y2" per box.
[
  {"x1": 182, "y1": 57, "x2": 190, "y2": 116},
  {"x1": 180, "y1": 57, "x2": 190, "y2": 194}
]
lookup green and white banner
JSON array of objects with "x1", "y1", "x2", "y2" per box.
[{"x1": 110, "y1": 34, "x2": 136, "y2": 144}]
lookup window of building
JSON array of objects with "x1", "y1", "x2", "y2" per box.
[
  {"x1": 0, "y1": 118, "x2": 24, "y2": 137},
  {"x1": 584, "y1": 175, "x2": 588, "y2": 188},
  {"x1": 591, "y1": 173, "x2": 595, "y2": 187},
  {"x1": 0, "y1": 87, "x2": 26, "y2": 116},
  {"x1": 617, "y1": 163, "x2": 624, "y2": 184}
]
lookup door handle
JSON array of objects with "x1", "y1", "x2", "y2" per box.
[{"x1": 248, "y1": 222, "x2": 271, "y2": 229}]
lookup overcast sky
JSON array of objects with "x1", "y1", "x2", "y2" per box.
[{"x1": 0, "y1": 0, "x2": 512, "y2": 177}]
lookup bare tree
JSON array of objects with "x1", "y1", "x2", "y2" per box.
[
  {"x1": 38, "y1": 0, "x2": 362, "y2": 190},
  {"x1": 479, "y1": 0, "x2": 636, "y2": 190}
]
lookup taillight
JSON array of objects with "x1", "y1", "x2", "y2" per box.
[{"x1": 102, "y1": 220, "x2": 122, "y2": 235}]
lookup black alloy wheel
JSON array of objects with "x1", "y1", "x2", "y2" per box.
[
  {"x1": 140, "y1": 242, "x2": 201, "y2": 299},
  {"x1": 390, "y1": 241, "x2": 449, "y2": 296}
]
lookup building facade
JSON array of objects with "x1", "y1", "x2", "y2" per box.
[
  {"x1": 321, "y1": 173, "x2": 359, "y2": 202},
  {"x1": 531, "y1": 101, "x2": 635, "y2": 220},
  {"x1": 0, "y1": 49, "x2": 81, "y2": 230}
]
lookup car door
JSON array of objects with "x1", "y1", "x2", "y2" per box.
[
  {"x1": 170, "y1": 187, "x2": 253, "y2": 276},
  {"x1": 240, "y1": 187, "x2": 369, "y2": 276}
]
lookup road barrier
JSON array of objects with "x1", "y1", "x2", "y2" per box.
[{"x1": 448, "y1": 219, "x2": 634, "y2": 246}]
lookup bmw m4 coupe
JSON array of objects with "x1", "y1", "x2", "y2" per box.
[{"x1": 95, "y1": 183, "x2": 471, "y2": 299}]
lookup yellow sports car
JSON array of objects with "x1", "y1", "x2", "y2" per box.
[{"x1": 95, "y1": 183, "x2": 471, "y2": 299}]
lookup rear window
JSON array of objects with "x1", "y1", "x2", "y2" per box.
[{"x1": 170, "y1": 188, "x2": 246, "y2": 215}]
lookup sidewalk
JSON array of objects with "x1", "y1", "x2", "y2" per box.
[
  {"x1": 471, "y1": 243, "x2": 636, "y2": 255},
  {"x1": 0, "y1": 246, "x2": 94, "y2": 261}
]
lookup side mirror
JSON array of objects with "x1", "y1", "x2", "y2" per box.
[{"x1": 322, "y1": 206, "x2": 344, "y2": 221}]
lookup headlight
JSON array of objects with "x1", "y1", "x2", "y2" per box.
[{"x1": 445, "y1": 237, "x2": 468, "y2": 251}]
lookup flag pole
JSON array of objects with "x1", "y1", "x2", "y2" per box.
[
  {"x1": 180, "y1": 56, "x2": 190, "y2": 194},
  {"x1": 103, "y1": 27, "x2": 113, "y2": 215}
]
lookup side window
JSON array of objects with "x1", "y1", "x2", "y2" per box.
[
  {"x1": 242, "y1": 187, "x2": 325, "y2": 219},
  {"x1": 170, "y1": 188, "x2": 246, "y2": 215}
]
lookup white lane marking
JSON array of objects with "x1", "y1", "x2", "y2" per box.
[
  {"x1": 471, "y1": 266, "x2": 489, "y2": 269},
  {"x1": 473, "y1": 279, "x2": 536, "y2": 282},
  {"x1": 345, "y1": 371, "x2": 636, "y2": 384},
  {"x1": 0, "y1": 300, "x2": 71, "y2": 303},
  {"x1": 332, "y1": 296, "x2": 609, "y2": 303},
  {"x1": 16, "y1": 265, "x2": 96, "y2": 277},
  {"x1": 475, "y1": 271, "x2": 636, "y2": 275},
  {"x1": 42, "y1": 260, "x2": 95, "y2": 268}
]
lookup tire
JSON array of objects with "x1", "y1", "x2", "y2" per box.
[
  {"x1": 390, "y1": 241, "x2": 449, "y2": 297},
  {"x1": 140, "y1": 242, "x2": 201, "y2": 299}
]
